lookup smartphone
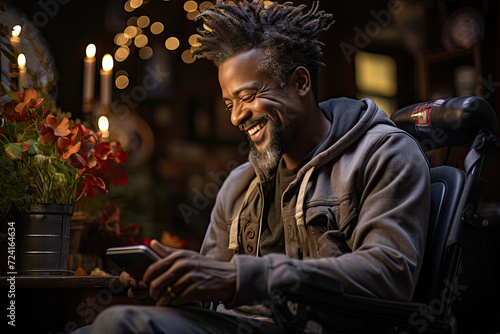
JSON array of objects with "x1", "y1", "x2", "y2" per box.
[{"x1": 106, "y1": 245, "x2": 161, "y2": 278}]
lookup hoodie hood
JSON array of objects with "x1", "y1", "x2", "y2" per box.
[{"x1": 297, "y1": 97, "x2": 395, "y2": 179}]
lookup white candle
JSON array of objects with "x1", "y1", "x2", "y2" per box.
[
  {"x1": 98, "y1": 115, "x2": 110, "y2": 142},
  {"x1": 17, "y1": 53, "x2": 26, "y2": 91},
  {"x1": 100, "y1": 54, "x2": 113, "y2": 107},
  {"x1": 10, "y1": 25, "x2": 21, "y2": 54},
  {"x1": 83, "y1": 44, "x2": 96, "y2": 103}
]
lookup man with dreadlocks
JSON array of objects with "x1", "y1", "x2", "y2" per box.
[{"x1": 75, "y1": 1, "x2": 430, "y2": 333}]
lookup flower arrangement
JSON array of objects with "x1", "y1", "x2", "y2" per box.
[{"x1": 0, "y1": 86, "x2": 127, "y2": 214}]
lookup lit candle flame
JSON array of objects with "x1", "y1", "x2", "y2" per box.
[
  {"x1": 102, "y1": 54, "x2": 113, "y2": 71},
  {"x1": 17, "y1": 53, "x2": 26, "y2": 67},
  {"x1": 86, "y1": 44, "x2": 96, "y2": 58},
  {"x1": 98, "y1": 116, "x2": 109, "y2": 132},
  {"x1": 12, "y1": 25, "x2": 21, "y2": 37}
]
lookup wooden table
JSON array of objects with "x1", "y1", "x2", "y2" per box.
[{"x1": 0, "y1": 275, "x2": 139, "y2": 333}]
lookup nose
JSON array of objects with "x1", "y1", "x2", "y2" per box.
[{"x1": 230, "y1": 102, "x2": 251, "y2": 128}]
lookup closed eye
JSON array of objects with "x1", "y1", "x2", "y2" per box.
[{"x1": 241, "y1": 94, "x2": 255, "y2": 102}]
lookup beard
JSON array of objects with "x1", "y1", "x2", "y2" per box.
[{"x1": 246, "y1": 114, "x2": 286, "y2": 172}]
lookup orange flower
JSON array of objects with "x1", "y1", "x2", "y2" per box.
[
  {"x1": 39, "y1": 114, "x2": 71, "y2": 143},
  {"x1": 14, "y1": 87, "x2": 44, "y2": 115}
]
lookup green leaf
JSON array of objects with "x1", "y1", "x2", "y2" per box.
[
  {"x1": 4, "y1": 143, "x2": 22, "y2": 160},
  {"x1": 25, "y1": 141, "x2": 41, "y2": 156},
  {"x1": 32, "y1": 154, "x2": 50, "y2": 166}
]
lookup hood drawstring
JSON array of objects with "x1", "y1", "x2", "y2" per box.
[{"x1": 295, "y1": 167, "x2": 317, "y2": 258}]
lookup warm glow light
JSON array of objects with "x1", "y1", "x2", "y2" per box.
[
  {"x1": 165, "y1": 37, "x2": 180, "y2": 50},
  {"x1": 151, "y1": 22, "x2": 164, "y2": 35},
  {"x1": 102, "y1": 54, "x2": 114, "y2": 71},
  {"x1": 86, "y1": 44, "x2": 96, "y2": 58},
  {"x1": 187, "y1": 10, "x2": 200, "y2": 20},
  {"x1": 98, "y1": 116, "x2": 109, "y2": 132},
  {"x1": 12, "y1": 25, "x2": 21, "y2": 37},
  {"x1": 199, "y1": 1, "x2": 214, "y2": 11},
  {"x1": 134, "y1": 34, "x2": 148, "y2": 48},
  {"x1": 264, "y1": 1, "x2": 274, "y2": 8},
  {"x1": 115, "y1": 75, "x2": 129, "y2": 89},
  {"x1": 115, "y1": 33, "x2": 130, "y2": 46},
  {"x1": 17, "y1": 53, "x2": 26, "y2": 67},
  {"x1": 130, "y1": 0, "x2": 143, "y2": 9},
  {"x1": 127, "y1": 16, "x2": 138, "y2": 26},
  {"x1": 139, "y1": 46, "x2": 153, "y2": 60},
  {"x1": 184, "y1": 0, "x2": 198, "y2": 12},
  {"x1": 203, "y1": 23, "x2": 212, "y2": 32},
  {"x1": 124, "y1": 26, "x2": 138, "y2": 38},
  {"x1": 137, "y1": 16, "x2": 150, "y2": 28},
  {"x1": 115, "y1": 46, "x2": 130, "y2": 62},
  {"x1": 181, "y1": 49, "x2": 196, "y2": 64},
  {"x1": 355, "y1": 52, "x2": 397, "y2": 96},
  {"x1": 124, "y1": 0, "x2": 134, "y2": 12},
  {"x1": 188, "y1": 34, "x2": 201, "y2": 47}
]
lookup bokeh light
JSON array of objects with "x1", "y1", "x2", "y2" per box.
[
  {"x1": 130, "y1": 0, "x2": 143, "y2": 9},
  {"x1": 165, "y1": 37, "x2": 180, "y2": 50},
  {"x1": 181, "y1": 49, "x2": 196, "y2": 64},
  {"x1": 137, "y1": 15, "x2": 150, "y2": 28},
  {"x1": 124, "y1": 26, "x2": 138, "y2": 38},
  {"x1": 139, "y1": 46, "x2": 153, "y2": 60},
  {"x1": 115, "y1": 46, "x2": 130, "y2": 62},
  {"x1": 151, "y1": 22, "x2": 164, "y2": 35},
  {"x1": 124, "y1": 1, "x2": 134, "y2": 12},
  {"x1": 187, "y1": 10, "x2": 200, "y2": 20},
  {"x1": 134, "y1": 34, "x2": 148, "y2": 48},
  {"x1": 127, "y1": 16, "x2": 138, "y2": 26},
  {"x1": 115, "y1": 33, "x2": 131, "y2": 46},
  {"x1": 199, "y1": 1, "x2": 214, "y2": 11},
  {"x1": 115, "y1": 75, "x2": 130, "y2": 89},
  {"x1": 188, "y1": 34, "x2": 201, "y2": 47},
  {"x1": 184, "y1": 1, "x2": 198, "y2": 12}
]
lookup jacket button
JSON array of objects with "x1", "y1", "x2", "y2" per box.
[
  {"x1": 246, "y1": 243, "x2": 254, "y2": 253},
  {"x1": 247, "y1": 230, "x2": 255, "y2": 239}
]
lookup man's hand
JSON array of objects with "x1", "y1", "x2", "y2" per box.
[
  {"x1": 142, "y1": 239, "x2": 236, "y2": 306},
  {"x1": 119, "y1": 271, "x2": 155, "y2": 304}
]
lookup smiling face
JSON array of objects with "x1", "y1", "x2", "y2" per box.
[{"x1": 218, "y1": 49, "x2": 304, "y2": 171}]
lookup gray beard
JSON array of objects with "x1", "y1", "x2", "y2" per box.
[{"x1": 248, "y1": 122, "x2": 283, "y2": 172}]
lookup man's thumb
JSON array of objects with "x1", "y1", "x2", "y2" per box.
[{"x1": 150, "y1": 239, "x2": 176, "y2": 257}]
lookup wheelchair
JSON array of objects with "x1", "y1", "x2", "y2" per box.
[{"x1": 276, "y1": 96, "x2": 500, "y2": 333}]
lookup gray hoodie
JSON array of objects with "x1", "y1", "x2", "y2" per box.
[{"x1": 200, "y1": 97, "x2": 431, "y2": 319}]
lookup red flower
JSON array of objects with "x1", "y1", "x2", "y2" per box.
[
  {"x1": 14, "y1": 87, "x2": 44, "y2": 115},
  {"x1": 67, "y1": 135, "x2": 98, "y2": 170},
  {"x1": 39, "y1": 114, "x2": 71, "y2": 144},
  {"x1": 79, "y1": 173, "x2": 107, "y2": 198},
  {"x1": 2, "y1": 102, "x2": 30, "y2": 122}
]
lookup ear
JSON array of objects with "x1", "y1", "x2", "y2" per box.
[{"x1": 291, "y1": 66, "x2": 312, "y2": 97}]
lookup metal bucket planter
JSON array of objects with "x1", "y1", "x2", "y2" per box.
[{"x1": 17, "y1": 203, "x2": 74, "y2": 275}]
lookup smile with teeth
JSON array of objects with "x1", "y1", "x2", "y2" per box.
[{"x1": 247, "y1": 120, "x2": 267, "y2": 136}]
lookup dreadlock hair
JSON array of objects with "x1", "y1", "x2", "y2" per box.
[{"x1": 193, "y1": 0, "x2": 334, "y2": 100}]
